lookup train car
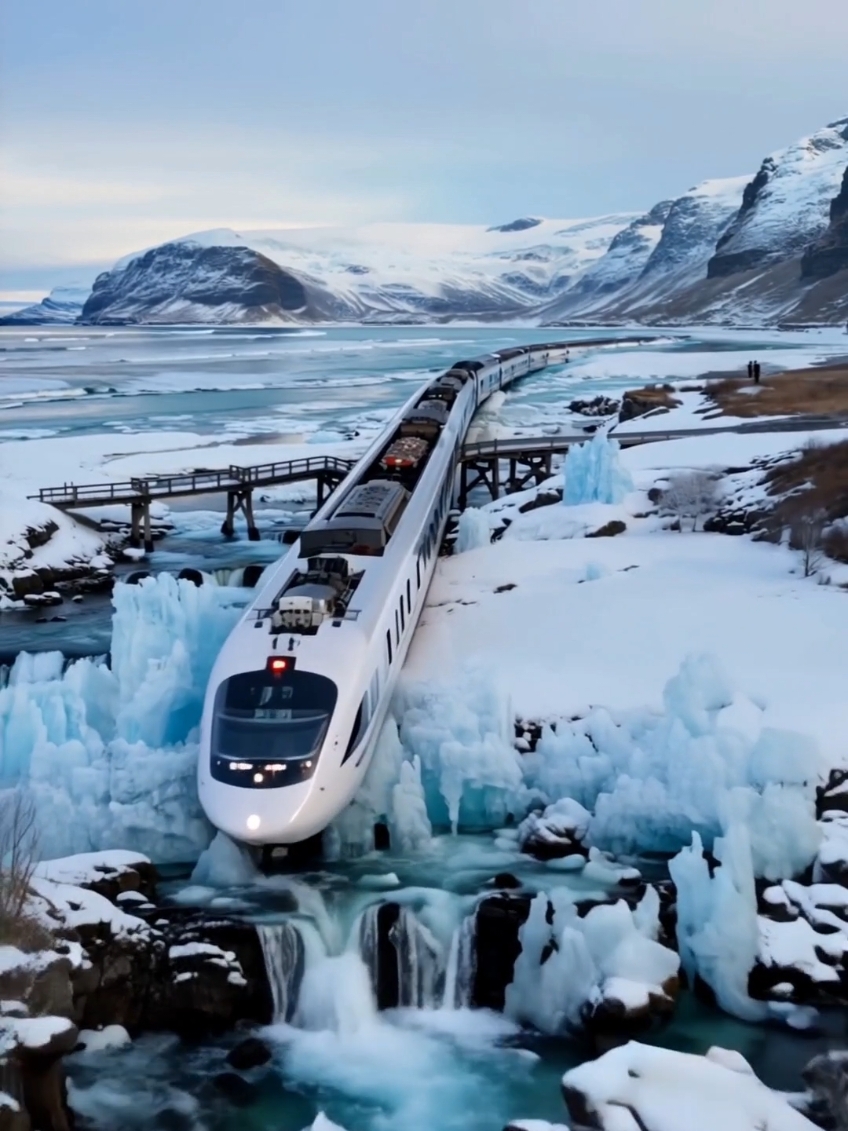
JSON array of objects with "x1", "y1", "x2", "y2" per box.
[{"x1": 197, "y1": 343, "x2": 567, "y2": 849}]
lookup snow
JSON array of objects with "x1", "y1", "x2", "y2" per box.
[
  {"x1": 562, "y1": 432, "x2": 633, "y2": 505},
  {"x1": 34, "y1": 850, "x2": 150, "y2": 887},
  {"x1": 0, "y1": 490, "x2": 109, "y2": 592},
  {"x1": 9, "y1": 1014, "x2": 75, "y2": 1050},
  {"x1": 76, "y1": 1025, "x2": 131, "y2": 1053},
  {"x1": 561, "y1": 1041, "x2": 817, "y2": 1131},
  {"x1": 455, "y1": 508, "x2": 492, "y2": 553}
]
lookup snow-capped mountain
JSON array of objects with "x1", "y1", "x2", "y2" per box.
[
  {"x1": 546, "y1": 176, "x2": 750, "y2": 320},
  {"x1": 8, "y1": 115, "x2": 848, "y2": 328},
  {"x1": 708, "y1": 117, "x2": 848, "y2": 277},
  {"x1": 80, "y1": 216, "x2": 637, "y2": 325},
  {"x1": 0, "y1": 284, "x2": 90, "y2": 326}
]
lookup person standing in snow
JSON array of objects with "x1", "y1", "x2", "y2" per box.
[
  {"x1": 747, "y1": 360, "x2": 753, "y2": 380},
  {"x1": 753, "y1": 360, "x2": 761, "y2": 384}
]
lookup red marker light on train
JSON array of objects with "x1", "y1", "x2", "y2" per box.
[{"x1": 267, "y1": 656, "x2": 295, "y2": 676}]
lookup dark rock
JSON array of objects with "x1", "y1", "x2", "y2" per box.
[
  {"x1": 491, "y1": 873, "x2": 522, "y2": 890},
  {"x1": 582, "y1": 974, "x2": 679, "y2": 1039},
  {"x1": 586, "y1": 520, "x2": 627, "y2": 538},
  {"x1": 226, "y1": 1036, "x2": 273, "y2": 1071},
  {"x1": 177, "y1": 568, "x2": 204, "y2": 587},
  {"x1": 471, "y1": 894, "x2": 532, "y2": 1011},
  {"x1": 569, "y1": 395, "x2": 620, "y2": 417},
  {"x1": 817, "y1": 768, "x2": 848, "y2": 818},
  {"x1": 518, "y1": 489, "x2": 562, "y2": 513},
  {"x1": 212, "y1": 1072, "x2": 258, "y2": 1106},
  {"x1": 241, "y1": 564, "x2": 266, "y2": 588},
  {"x1": 802, "y1": 165, "x2": 848, "y2": 281},
  {"x1": 801, "y1": 1050, "x2": 848, "y2": 1131},
  {"x1": 125, "y1": 570, "x2": 151, "y2": 585},
  {"x1": 11, "y1": 572, "x2": 44, "y2": 599},
  {"x1": 493, "y1": 583, "x2": 517, "y2": 593}
]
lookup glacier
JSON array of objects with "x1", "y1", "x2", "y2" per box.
[
  {"x1": 562, "y1": 432, "x2": 633, "y2": 506},
  {"x1": 0, "y1": 574, "x2": 244, "y2": 861}
]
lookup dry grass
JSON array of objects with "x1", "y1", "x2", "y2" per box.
[
  {"x1": 707, "y1": 364, "x2": 848, "y2": 418},
  {"x1": 624, "y1": 384, "x2": 682, "y2": 410},
  {"x1": 760, "y1": 440, "x2": 848, "y2": 560}
]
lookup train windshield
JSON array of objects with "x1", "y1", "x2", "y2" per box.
[{"x1": 212, "y1": 669, "x2": 337, "y2": 764}]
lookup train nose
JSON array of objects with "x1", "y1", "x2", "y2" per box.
[{"x1": 200, "y1": 779, "x2": 329, "y2": 846}]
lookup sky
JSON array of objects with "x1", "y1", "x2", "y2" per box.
[{"x1": 1, "y1": 0, "x2": 847, "y2": 296}]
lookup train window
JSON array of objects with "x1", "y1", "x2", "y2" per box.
[
  {"x1": 399, "y1": 598, "x2": 405, "y2": 632},
  {"x1": 342, "y1": 697, "x2": 369, "y2": 763},
  {"x1": 406, "y1": 579, "x2": 411, "y2": 612},
  {"x1": 386, "y1": 630, "x2": 393, "y2": 665},
  {"x1": 395, "y1": 609, "x2": 400, "y2": 643},
  {"x1": 416, "y1": 558, "x2": 421, "y2": 588}
]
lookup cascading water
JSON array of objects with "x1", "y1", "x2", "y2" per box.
[
  {"x1": 442, "y1": 913, "x2": 477, "y2": 1010},
  {"x1": 358, "y1": 903, "x2": 445, "y2": 1010},
  {"x1": 257, "y1": 922, "x2": 304, "y2": 1023}
]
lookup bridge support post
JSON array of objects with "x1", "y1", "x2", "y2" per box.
[
  {"x1": 130, "y1": 503, "x2": 143, "y2": 549},
  {"x1": 143, "y1": 501, "x2": 154, "y2": 554},
  {"x1": 221, "y1": 491, "x2": 236, "y2": 538},
  {"x1": 242, "y1": 489, "x2": 260, "y2": 541}
]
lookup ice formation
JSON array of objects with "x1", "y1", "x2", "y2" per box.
[
  {"x1": 505, "y1": 887, "x2": 678, "y2": 1034},
  {"x1": 0, "y1": 574, "x2": 243, "y2": 861},
  {"x1": 455, "y1": 507, "x2": 492, "y2": 553},
  {"x1": 370, "y1": 653, "x2": 820, "y2": 881},
  {"x1": 563, "y1": 431, "x2": 633, "y2": 505},
  {"x1": 670, "y1": 826, "x2": 767, "y2": 1021}
]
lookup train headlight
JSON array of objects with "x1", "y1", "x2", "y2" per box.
[
  {"x1": 246, "y1": 814, "x2": 261, "y2": 831},
  {"x1": 253, "y1": 772, "x2": 264, "y2": 784}
]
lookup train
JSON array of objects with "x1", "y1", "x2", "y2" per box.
[{"x1": 196, "y1": 342, "x2": 570, "y2": 850}]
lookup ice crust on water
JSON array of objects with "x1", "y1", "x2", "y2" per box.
[
  {"x1": 563, "y1": 432, "x2": 633, "y2": 506},
  {"x1": 0, "y1": 574, "x2": 242, "y2": 861}
]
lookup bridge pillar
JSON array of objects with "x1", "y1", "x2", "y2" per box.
[
  {"x1": 130, "y1": 503, "x2": 143, "y2": 549},
  {"x1": 221, "y1": 491, "x2": 236, "y2": 538},
  {"x1": 143, "y1": 501, "x2": 154, "y2": 554},
  {"x1": 243, "y1": 489, "x2": 260, "y2": 541}
]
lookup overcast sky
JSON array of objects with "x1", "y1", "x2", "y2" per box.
[{"x1": 2, "y1": 0, "x2": 847, "y2": 293}]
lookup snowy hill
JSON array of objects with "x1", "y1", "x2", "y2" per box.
[
  {"x1": 80, "y1": 216, "x2": 637, "y2": 325},
  {"x1": 0, "y1": 285, "x2": 90, "y2": 326}
]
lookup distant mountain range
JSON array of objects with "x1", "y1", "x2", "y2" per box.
[{"x1": 4, "y1": 117, "x2": 848, "y2": 329}]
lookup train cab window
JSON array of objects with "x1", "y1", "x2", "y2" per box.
[
  {"x1": 210, "y1": 669, "x2": 337, "y2": 785},
  {"x1": 386, "y1": 630, "x2": 393, "y2": 665},
  {"x1": 342, "y1": 696, "x2": 369, "y2": 763}
]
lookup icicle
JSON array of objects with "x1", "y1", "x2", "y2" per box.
[{"x1": 257, "y1": 921, "x2": 303, "y2": 1022}]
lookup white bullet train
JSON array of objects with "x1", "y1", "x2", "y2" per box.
[{"x1": 197, "y1": 342, "x2": 570, "y2": 848}]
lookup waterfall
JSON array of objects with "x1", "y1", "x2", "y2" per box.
[
  {"x1": 258, "y1": 921, "x2": 304, "y2": 1022},
  {"x1": 442, "y1": 913, "x2": 477, "y2": 1009},
  {"x1": 359, "y1": 902, "x2": 444, "y2": 1010},
  {"x1": 295, "y1": 952, "x2": 377, "y2": 1035}
]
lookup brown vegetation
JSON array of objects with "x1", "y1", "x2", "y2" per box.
[
  {"x1": 760, "y1": 439, "x2": 848, "y2": 563},
  {"x1": 619, "y1": 384, "x2": 681, "y2": 421},
  {"x1": 0, "y1": 789, "x2": 52, "y2": 950},
  {"x1": 707, "y1": 363, "x2": 848, "y2": 418}
]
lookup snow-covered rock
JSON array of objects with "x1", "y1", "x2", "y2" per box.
[
  {"x1": 561, "y1": 1041, "x2": 817, "y2": 1130},
  {"x1": 516, "y1": 798, "x2": 591, "y2": 860}
]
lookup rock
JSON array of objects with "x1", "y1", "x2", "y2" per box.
[
  {"x1": 801, "y1": 164, "x2": 848, "y2": 281},
  {"x1": 518, "y1": 489, "x2": 563, "y2": 514},
  {"x1": 177, "y1": 567, "x2": 204, "y2": 587},
  {"x1": 801, "y1": 1050, "x2": 848, "y2": 1131},
  {"x1": 619, "y1": 386, "x2": 679, "y2": 422},
  {"x1": 581, "y1": 974, "x2": 680, "y2": 1038},
  {"x1": 517, "y1": 799, "x2": 591, "y2": 861},
  {"x1": 11, "y1": 573, "x2": 43, "y2": 599},
  {"x1": 569, "y1": 395, "x2": 620, "y2": 417},
  {"x1": 226, "y1": 1036, "x2": 273, "y2": 1071},
  {"x1": 241, "y1": 564, "x2": 266, "y2": 588},
  {"x1": 491, "y1": 873, "x2": 522, "y2": 890},
  {"x1": 586, "y1": 520, "x2": 626, "y2": 538},
  {"x1": 817, "y1": 769, "x2": 848, "y2": 818},
  {"x1": 471, "y1": 894, "x2": 532, "y2": 1011},
  {"x1": 212, "y1": 1071, "x2": 258, "y2": 1106}
]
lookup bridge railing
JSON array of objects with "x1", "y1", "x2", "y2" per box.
[
  {"x1": 233, "y1": 456, "x2": 355, "y2": 484},
  {"x1": 36, "y1": 481, "x2": 138, "y2": 503}
]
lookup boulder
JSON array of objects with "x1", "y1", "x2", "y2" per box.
[
  {"x1": 517, "y1": 799, "x2": 591, "y2": 861},
  {"x1": 471, "y1": 893, "x2": 532, "y2": 1011},
  {"x1": 226, "y1": 1036, "x2": 273, "y2": 1071},
  {"x1": 800, "y1": 1050, "x2": 848, "y2": 1131}
]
